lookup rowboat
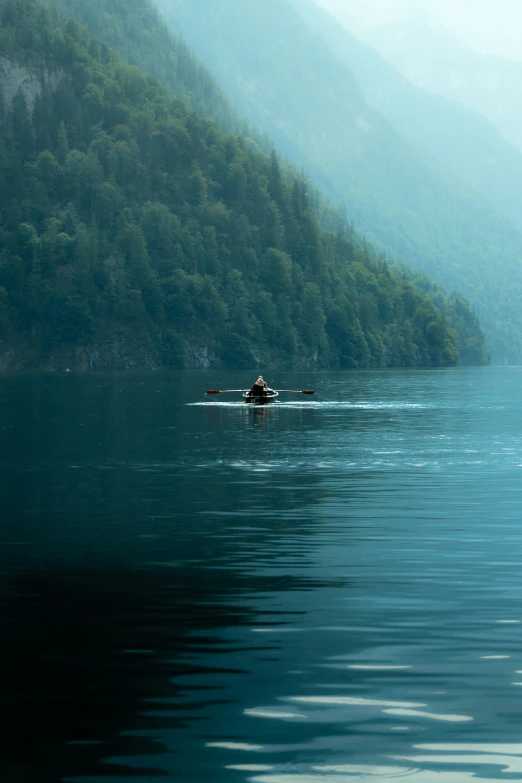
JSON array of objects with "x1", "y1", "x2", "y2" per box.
[{"x1": 242, "y1": 390, "x2": 279, "y2": 404}]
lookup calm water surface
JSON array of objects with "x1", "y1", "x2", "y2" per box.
[{"x1": 2, "y1": 367, "x2": 522, "y2": 782}]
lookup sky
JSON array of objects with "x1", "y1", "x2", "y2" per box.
[{"x1": 317, "y1": 0, "x2": 522, "y2": 61}]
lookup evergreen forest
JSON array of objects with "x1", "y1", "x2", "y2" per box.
[{"x1": 0, "y1": 0, "x2": 488, "y2": 370}]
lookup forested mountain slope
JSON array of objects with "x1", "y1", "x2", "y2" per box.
[
  {"x1": 295, "y1": 0, "x2": 522, "y2": 232},
  {"x1": 44, "y1": 0, "x2": 248, "y2": 138},
  {"x1": 157, "y1": 0, "x2": 522, "y2": 364},
  {"x1": 0, "y1": 0, "x2": 472, "y2": 370},
  {"x1": 41, "y1": 0, "x2": 488, "y2": 366}
]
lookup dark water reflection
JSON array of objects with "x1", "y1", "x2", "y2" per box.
[{"x1": 2, "y1": 368, "x2": 522, "y2": 782}]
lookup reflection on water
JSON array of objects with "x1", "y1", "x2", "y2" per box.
[{"x1": 2, "y1": 368, "x2": 522, "y2": 782}]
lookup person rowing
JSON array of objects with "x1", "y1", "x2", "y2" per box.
[{"x1": 248, "y1": 375, "x2": 270, "y2": 398}]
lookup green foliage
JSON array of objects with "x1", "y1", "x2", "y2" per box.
[
  {"x1": 44, "y1": 0, "x2": 245, "y2": 135},
  {"x1": 0, "y1": 0, "x2": 480, "y2": 369},
  {"x1": 161, "y1": 328, "x2": 185, "y2": 368},
  {"x1": 392, "y1": 265, "x2": 489, "y2": 366}
]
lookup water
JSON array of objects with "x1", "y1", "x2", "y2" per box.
[{"x1": 2, "y1": 367, "x2": 522, "y2": 782}]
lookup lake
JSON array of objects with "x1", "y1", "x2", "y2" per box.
[{"x1": 2, "y1": 367, "x2": 522, "y2": 782}]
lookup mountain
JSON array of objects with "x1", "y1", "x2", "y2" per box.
[
  {"x1": 294, "y1": 0, "x2": 522, "y2": 233},
  {"x1": 154, "y1": 0, "x2": 522, "y2": 363},
  {"x1": 0, "y1": 0, "x2": 471, "y2": 370},
  {"x1": 323, "y1": 1, "x2": 522, "y2": 156},
  {"x1": 41, "y1": 0, "x2": 488, "y2": 368}
]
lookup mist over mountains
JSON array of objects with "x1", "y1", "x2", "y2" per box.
[
  {"x1": 156, "y1": 0, "x2": 522, "y2": 363},
  {"x1": 297, "y1": 0, "x2": 522, "y2": 233},
  {"x1": 321, "y1": 0, "x2": 522, "y2": 155}
]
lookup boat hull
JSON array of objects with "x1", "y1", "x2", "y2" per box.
[{"x1": 243, "y1": 391, "x2": 279, "y2": 404}]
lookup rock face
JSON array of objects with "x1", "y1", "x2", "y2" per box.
[
  {"x1": 0, "y1": 335, "x2": 221, "y2": 372},
  {"x1": 0, "y1": 334, "x2": 324, "y2": 372},
  {"x1": 84, "y1": 337, "x2": 160, "y2": 372},
  {"x1": 184, "y1": 342, "x2": 218, "y2": 369},
  {"x1": 0, "y1": 57, "x2": 64, "y2": 116}
]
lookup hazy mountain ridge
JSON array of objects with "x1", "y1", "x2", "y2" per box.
[
  {"x1": 334, "y1": 5, "x2": 522, "y2": 155},
  {"x1": 297, "y1": 0, "x2": 522, "y2": 232},
  {"x1": 156, "y1": 0, "x2": 522, "y2": 363},
  {"x1": 1, "y1": 0, "x2": 474, "y2": 370}
]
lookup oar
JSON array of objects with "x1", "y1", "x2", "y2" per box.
[
  {"x1": 274, "y1": 389, "x2": 315, "y2": 394},
  {"x1": 206, "y1": 389, "x2": 249, "y2": 394},
  {"x1": 206, "y1": 388, "x2": 315, "y2": 395}
]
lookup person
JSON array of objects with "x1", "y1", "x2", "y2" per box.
[{"x1": 249, "y1": 376, "x2": 269, "y2": 398}]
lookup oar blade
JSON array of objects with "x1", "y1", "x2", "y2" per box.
[
  {"x1": 206, "y1": 390, "x2": 220, "y2": 394},
  {"x1": 302, "y1": 390, "x2": 315, "y2": 394}
]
